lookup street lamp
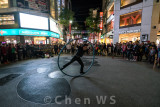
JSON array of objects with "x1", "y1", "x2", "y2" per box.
[
  {"x1": 69, "y1": 20, "x2": 72, "y2": 24},
  {"x1": 68, "y1": 20, "x2": 73, "y2": 42}
]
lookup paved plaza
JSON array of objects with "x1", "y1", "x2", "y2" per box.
[{"x1": 0, "y1": 56, "x2": 160, "y2": 107}]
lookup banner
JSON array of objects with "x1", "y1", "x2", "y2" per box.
[{"x1": 17, "y1": 0, "x2": 49, "y2": 13}]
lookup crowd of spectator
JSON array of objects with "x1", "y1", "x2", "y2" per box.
[
  {"x1": 94, "y1": 41, "x2": 160, "y2": 68},
  {"x1": 0, "y1": 41, "x2": 160, "y2": 68}
]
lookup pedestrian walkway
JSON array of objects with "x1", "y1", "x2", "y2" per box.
[{"x1": 0, "y1": 56, "x2": 160, "y2": 107}]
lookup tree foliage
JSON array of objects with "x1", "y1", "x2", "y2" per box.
[
  {"x1": 85, "y1": 8, "x2": 100, "y2": 33},
  {"x1": 59, "y1": 8, "x2": 74, "y2": 27}
]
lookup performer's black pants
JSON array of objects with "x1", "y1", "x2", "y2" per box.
[{"x1": 63, "y1": 56, "x2": 84, "y2": 72}]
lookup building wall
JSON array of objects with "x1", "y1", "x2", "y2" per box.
[
  {"x1": 114, "y1": 0, "x2": 154, "y2": 44},
  {"x1": 150, "y1": 0, "x2": 160, "y2": 42}
]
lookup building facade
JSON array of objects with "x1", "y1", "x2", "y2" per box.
[
  {"x1": 0, "y1": 0, "x2": 70, "y2": 44},
  {"x1": 102, "y1": 0, "x2": 114, "y2": 44},
  {"x1": 113, "y1": 0, "x2": 160, "y2": 45}
]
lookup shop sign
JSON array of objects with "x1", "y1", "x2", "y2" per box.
[
  {"x1": 0, "y1": 29, "x2": 60, "y2": 38},
  {"x1": 100, "y1": 12, "x2": 103, "y2": 30},
  {"x1": 0, "y1": 29, "x2": 19, "y2": 36},
  {"x1": 50, "y1": 32, "x2": 60, "y2": 38},
  {"x1": 120, "y1": 10, "x2": 142, "y2": 27},
  {"x1": 119, "y1": 29, "x2": 141, "y2": 34},
  {"x1": 19, "y1": 29, "x2": 48, "y2": 36}
]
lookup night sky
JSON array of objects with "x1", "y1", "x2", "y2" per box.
[{"x1": 71, "y1": 0, "x2": 102, "y2": 30}]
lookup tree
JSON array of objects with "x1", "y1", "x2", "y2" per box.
[
  {"x1": 85, "y1": 8, "x2": 100, "y2": 33},
  {"x1": 59, "y1": 8, "x2": 74, "y2": 28}
]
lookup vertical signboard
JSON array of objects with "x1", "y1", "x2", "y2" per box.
[{"x1": 100, "y1": 12, "x2": 103, "y2": 30}]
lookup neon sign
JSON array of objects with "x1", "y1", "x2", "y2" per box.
[
  {"x1": 120, "y1": 10, "x2": 142, "y2": 27},
  {"x1": 0, "y1": 29, "x2": 60, "y2": 38},
  {"x1": 100, "y1": 12, "x2": 103, "y2": 30}
]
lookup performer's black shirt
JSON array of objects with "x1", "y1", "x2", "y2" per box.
[{"x1": 75, "y1": 46, "x2": 85, "y2": 57}]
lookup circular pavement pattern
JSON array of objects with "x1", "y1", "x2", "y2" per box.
[{"x1": 17, "y1": 74, "x2": 71, "y2": 104}]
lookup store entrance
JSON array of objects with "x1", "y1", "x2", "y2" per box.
[
  {"x1": 119, "y1": 32, "x2": 140, "y2": 43},
  {"x1": 34, "y1": 37, "x2": 46, "y2": 44},
  {"x1": 0, "y1": 36, "x2": 4, "y2": 42}
]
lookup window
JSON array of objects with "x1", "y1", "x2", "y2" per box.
[
  {"x1": 107, "y1": 3, "x2": 114, "y2": 18},
  {"x1": 57, "y1": 0, "x2": 61, "y2": 18},
  {"x1": 0, "y1": 0, "x2": 9, "y2": 8},
  {"x1": 62, "y1": 0, "x2": 65, "y2": 8},
  {"x1": 159, "y1": 12, "x2": 160, "y2": 24},
  {"x1": 50, "y1": 0, "x2": 56, "y2": 19},
  {"x1": 0, "y1": 14, "x2": 15, "y2": 25},
  {"x1": 107, "y1": 20, "x2": 114, "y2": 32},
  {"x1": 121, "y1": 0, "x2": 143, "y2": 8},
  {"x1": 120, "y1": 10, "x2": 142, "y2": 27}
]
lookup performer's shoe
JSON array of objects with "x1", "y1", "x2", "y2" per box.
[{"x1": 80, "y1": 71, "x2": 85, "y2": 74}]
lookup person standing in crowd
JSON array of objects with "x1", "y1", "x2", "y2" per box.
[
  {"x1": 54, "y1": 43, "x2": 58, "y2": 55},
  {"x1": 17, "y1": 43, "x2": 23, "y2": 60},
  {"x1": 8, "y1": 44, "x2": 12, "y2": 62},
  {"x1": 0, "y1": 43, "x2": 2, "y2": 64},
  {"x1": 157, "y1": 44, "x2": 160, "y2": 67},
  {"x1": 117, "y1": 43, "x2": 121, "y2": 56},
  {"x1": 11, "y1": 44, "x2": 16, "y2": 62},
  {"x1": 126, "y1": 41, "x2": 133, "y2": 61},
  {"x1": 1, "y1": 44, "x2": 7, "y2": 64},
  {"x1": 132, "y1": 42, "x2": 139, "y2": 61},
  {"x1": 71, "y1": 43, "x2": 75, "y2": 55},
  {"x1": 103, "y1": 43, "x2": 106, "y2": 55},
  {"x1": 122, "y1": 43, "x2": 127, "y2": 59},
  {"x1": 26, "y1": 43, "x2": 30, "y2": 58},
  {"x1": 145, "y1": 44, "x2": 149, "y2": 60},
  {"x1": 66, "y1": 43, "x2": 71, "y2": 54},
  {"x1": 149, "y1": 47, "x2": 156, "y2": 63},
  {"x1": 113, "y1": 43, "x2": 118, "y2": 56},
  {"x1": 139, "y1": 43, "x2": 145, "y2": 61},
  {"x1": 58, "y1": 43, "x2": 62, "y2": 53}
]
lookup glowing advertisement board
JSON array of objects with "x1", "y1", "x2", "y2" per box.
[
  {"x1": 50, "y1": 18, "x2": 60, "y2": 34},
  {"x1": 19, "y1": 13, "x2": 49, "y2": 30},
  {"x1": 0, "y1": 29, "x2": 60, "y2": 38}
]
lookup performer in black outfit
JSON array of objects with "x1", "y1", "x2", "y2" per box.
[{"x1": 61, "y1": 44, "x2": 88, "y2": 74}]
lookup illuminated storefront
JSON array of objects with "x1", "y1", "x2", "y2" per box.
[
  {"x1": 119, "y1": 29, "x2": 141, "y2": 43},
  {"x1": 0, "y1": 29, "x2": 60, "y2": 44},
  {"x1": 34, "y1": 37, "x2": 46, "y2": 44},
  {"x1": 0, "y1": 12, "x2": 61, "y2": 44},
  {"x1": 157, "y1": 36, "x2": 160, "y2": 45},
  {"x1": 0, "y1": 0, "x2": 9, "y2": 8},
  {"x1": 0, "y1": 0, "x2": 64, "y2": 44},
  {"x1": 114, "y1": 0, "x2": 159, "y2": 44},
  {"x1": 157, "y1": 32, "x2": 160, "y2": 45},
  {"x1": 119, "y1": 32, "x2": 140, "y2": 43}
]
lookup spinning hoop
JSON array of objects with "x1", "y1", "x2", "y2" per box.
[{"x1": 57, "y1": 38, "x2": 95, "y2": 77}]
